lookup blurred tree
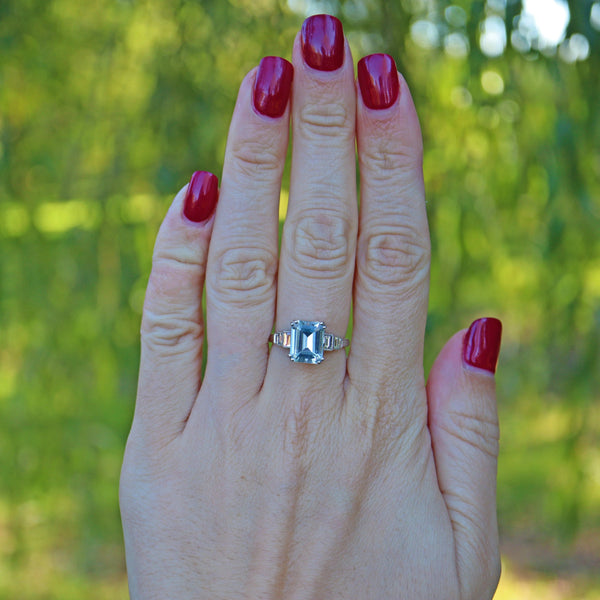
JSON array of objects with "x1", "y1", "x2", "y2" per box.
[{"x1": 0, "y1": 0, "x2": 599, "y2": 596}]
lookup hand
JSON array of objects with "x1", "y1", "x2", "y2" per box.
[{"x1": 120, "y1": 14, "x2": 502, "y2": 600}]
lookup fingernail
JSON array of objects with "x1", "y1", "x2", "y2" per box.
[
  {"x1": 301, "y1": 14, "x2": 344, "y2": 71},
  {"x1": 463, "y1": 318, "x2": 503, "y2": 374},
  {"x1": 253, "y1": 56, "x2": 294, "y2": 118},
  {"x1": 183, "y1": 171, "x2": 219, "y2": 223},
  {"x1": 357, "y1": 53, "x2": 400, "y2": 110}
]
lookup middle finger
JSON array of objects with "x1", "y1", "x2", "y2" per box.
[{"x1": 269, "y1": 15, "x2": 357, "y2": 383}]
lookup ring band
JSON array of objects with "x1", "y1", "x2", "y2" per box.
[{"x1": 269, "y1": 320, "x2": 349, "y2": 364}]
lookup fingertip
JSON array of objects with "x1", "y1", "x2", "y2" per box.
[
  {"x1": 149, "y1": 171, "x2": 218, "y2": 303},
  {"x1": 291, "y1": 23, "x2": 354, "y2": 83},
  {"x1": 231, "y1": 64, "x2": 292, "y2": 126},
  {"x1": 357, "y1": 53, "x2": 400, "y2": 110},
  {"x1": 252, "y1": 57, "x2": 294, "y2": 119},
  {"x1": 356, "y1": 65, "x2": 422, "y2": 156},
  {"x1": 300, "y1": 14, "x2": 345, "y2": 72},
  {"x1": 427, "y1": 319, "x2": 502, "y2": 417},
  {"x1": 153, "y1": 175, "x2": 216, "y2": 256},
  {"x1": 462, "y1": 317, "x2": 502, "y2": 376},
  {"x1": 429, "y1": 317, "x2": 503, "y2": 386},
  {"x1": 182, "y1": 171, "x2": 219, "y2": 224}
]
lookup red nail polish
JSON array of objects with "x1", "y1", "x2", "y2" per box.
[
  {"x1": 301, "y1": 14, "x2": 344, "y2": 71},
  {"x1": 253, "y1": 56, "x2": 294, "y2": 118},
  {"x1": 183, "y1": 171, "x2": 219, "y2": 223},
  {"x1": 463, "y1": 318, "x2": 503, "y2": 374},
  {"x1": 357, "y1": 54, "x2": 400, "y2": 110}
]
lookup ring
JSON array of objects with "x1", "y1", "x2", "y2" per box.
[{"x1": 269, "y1": 320, "x2": 350, "y2": 364}]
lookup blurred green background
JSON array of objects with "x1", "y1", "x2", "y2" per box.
[{"x1": 1, "y1": 0, "x2": 599, "y2": 597}]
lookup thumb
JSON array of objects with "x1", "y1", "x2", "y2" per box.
[{"x1": 427, "y1": 318, "x2": 503, "y2": 600}]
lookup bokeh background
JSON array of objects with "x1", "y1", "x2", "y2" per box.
[{"x1": 1, "y1": 0, "x2": 599, "y2": 597}]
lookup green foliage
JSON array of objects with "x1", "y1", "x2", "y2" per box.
[{"x1": 1, "y1": 0, "x2": 599, "y2": 595}]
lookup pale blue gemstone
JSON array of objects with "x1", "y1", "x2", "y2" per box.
[{"x1": 289, "y1": 320, "x2": 325, "y2": 364}]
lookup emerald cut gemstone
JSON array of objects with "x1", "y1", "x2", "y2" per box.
[{"x1": 289, "y1": 320, "x2": 325, "y2": 364}]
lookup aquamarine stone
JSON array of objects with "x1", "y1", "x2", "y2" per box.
[{"x1": 289, "y1": 320, "x2": 325, "y2": 364}]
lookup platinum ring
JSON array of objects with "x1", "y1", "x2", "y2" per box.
[{"x1": 269, "y1": 320, "x2": 350, "y2": 364}]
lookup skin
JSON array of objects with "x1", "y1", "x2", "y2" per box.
[{"x1": 119, "y1": 30, "x2": 501, "y2": 600}]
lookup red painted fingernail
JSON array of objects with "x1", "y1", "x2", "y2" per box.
[
  {"x1": 183, "y1": 171, "x2": 219, "y2": 223},
  {"x1": 301, "y1": 14, "x2": 344, "y2": 71},
  {"x1": 357, "y1": 54, "x2": 400, "y2": 110},
  {"x1": 253, "y1": 56, "x2": 294, "y2": 118},
  {"x1": 463, "y1": 318, "x2": 503, "y2": 374}
]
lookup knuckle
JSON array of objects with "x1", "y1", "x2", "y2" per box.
[
  {"x1": 209, "y1": 245, "x2": 277, "y2": 306},
  {"x1": 361, "y1": 140, "x2": 422, "y2": 176},
  {"x1": 298, "y1": 101, "x2": 353, "y2": 141},
  {"x1": 141, "y1": 257, "x2": 204, "y2": 350},
  {"x1": 154, "y1": 240, "x2": 208, "y2": 271},
  {"x1": 356, "y1": 384, "x2": 427, "y2": 446},
  {"x1": 282, "y1": 395, "x2": 313, "y2": 460},
  {"x1": 141, "y1": 309, "x2": 202, "y2": 351},
  {"x1": 286, "y1": 210, "x2": 354, "y2": 279},
  {"x1": 361, "y1": 222, "x2": 430, "y2": 290},
  {"x1": 442, "y1": 410, "x2": 500, "y2": 459},
  {"x1": 230, "y1": 138, "x2": 282, "y2": 179},
  {"x1": 346, "y1": 374, "x2": 428, "y2": 452},
  {"x1": 149, "y1": 254, "x2": 205, "y2": 301},
  {"x1": 281, "y1": 390, "x2": 337, "y2": 460}
]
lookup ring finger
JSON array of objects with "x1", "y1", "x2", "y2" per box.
[{"x1": 267, "y1": 15, "x2": 357, "y2": 388}]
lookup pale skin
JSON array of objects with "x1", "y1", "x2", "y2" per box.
[{"x1": 120, "y1": 27, "x2": 501, "y2": 600}]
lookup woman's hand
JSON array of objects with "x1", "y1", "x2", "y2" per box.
[{"x1": 120, "y1": 14, "x2": 502, "y2": 600}]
